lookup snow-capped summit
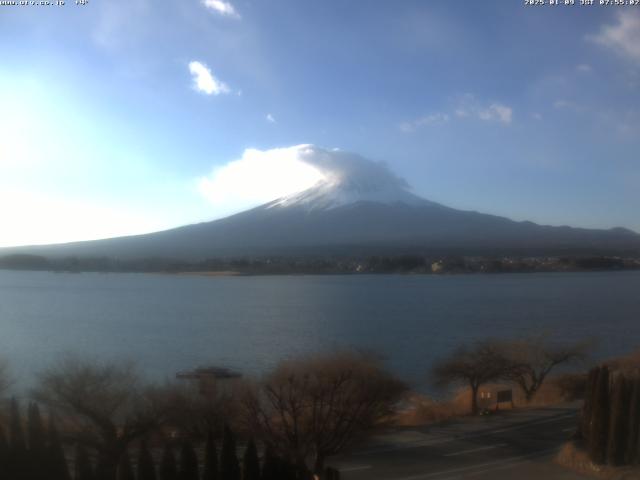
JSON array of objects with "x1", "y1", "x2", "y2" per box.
[
  {"x1": 265, "y1": 145, "x2": 435, "y2": 210},
  {"x1": 267, "y1": 177, "x2": 434, "y2": 211}
]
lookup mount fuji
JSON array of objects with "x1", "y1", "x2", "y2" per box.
[{"x1": 2, "y1": 146, "x2": 639, "y2": 260}]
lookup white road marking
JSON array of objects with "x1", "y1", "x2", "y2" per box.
[
  {"x1": 355, "y1": 413, "x2": 575, "y2": 455},
  {"x1": 338, "y1": 465, "x2": 372, "y2": 472},
  {"x1": 392, "y1": 448, "x2": 558, "y2": 480},
  {"x1": 458, "y1": 457, "x2": 549, "y2": 479},
  {"x1": 443, "y1": 444, "x2": 508, "y2": 457},
  {"x1": 486, "y1": 414, "x2": 575, "y2": 435}
]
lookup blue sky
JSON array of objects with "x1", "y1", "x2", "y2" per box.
[{"x1": 0, "y1": 0, "x2": 639, "y2": 246}]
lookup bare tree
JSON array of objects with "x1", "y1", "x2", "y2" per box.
[
  {"x1": 154, "y1": 380, "x2": 242, "y2": 439},
  {"x1": 432, "y1": 341, "x2": 510, "y2": 415},
  {"x1": 32, "y1": 356, "x2": 164, "y2": 480},
  {"x1": 243, "y1": 351, "x2": 406, "y2": 475},
  {"x1": 496, "y1": 336, "x2": 589, "y2": 402}
]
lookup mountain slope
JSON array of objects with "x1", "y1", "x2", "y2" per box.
[
  {"x1": 4, "y1": 177, "x2": 640, "y2": 260},
  {"x1": 3, "y1": 144, "x2": 640, "y2": 260}
]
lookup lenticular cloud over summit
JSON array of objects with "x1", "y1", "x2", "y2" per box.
[
  {"x1": 294, "y1": 145, "x2": 410, "y2": 190},
  {"x1": 198, "y1": 145, "x2": 416, "y2": 217}
]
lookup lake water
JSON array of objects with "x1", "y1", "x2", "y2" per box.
[{"x1": 1, "y1": 270, "x2": 639, "y2": 391}]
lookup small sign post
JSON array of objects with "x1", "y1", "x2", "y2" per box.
[{"x1": 496, "y1": 389, "x2": 514, "y2": 410}]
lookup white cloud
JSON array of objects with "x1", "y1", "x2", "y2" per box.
[
  {"x1": 198, "y1": 145, "x2": 325, "y2": 216},
  {"x1": 553, "y1": 99, "x2": 586, "y2": 112},
  {"x1": 399, "y1": 113, "x2": 449, "y2": 133},
  {"x1": 401, "y1": 97, "x2": 512, "y2": 133},
  {"x1": 576, "y1": 64, "x2": 593, "y2": 73},
  {"x1": 197, "y1": 145, "x2": 410, "y2": 217},
  {"x1": 266, "y1": 113, "x2": 276, "y2": 123},
  {"x1": 188, "y1": 61, "x2": 230, "y2": 95},
  {"x1": 588, "y1": 11, "x2": 640, "y2": 63},
  {"x1": 478, "y1": 104, "x2": 512, "y2": 124},
  {"x1": 202, "y1": 0, "x2": 240, "y2": 18},
  {"x1": 455, "y1": 95, "x2": 512, "y2": 124}
]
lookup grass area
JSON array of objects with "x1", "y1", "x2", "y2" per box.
[
  {"x1": 394, "y1": 373, "x2": 586, "y2": 427},
  {"x1": 556, "y1": 442, "x2": 640, "y2": 480}
]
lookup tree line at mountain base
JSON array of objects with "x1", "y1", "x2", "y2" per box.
[{"x1": 1, "y1": 253, "x2": 639, "y2": 275}]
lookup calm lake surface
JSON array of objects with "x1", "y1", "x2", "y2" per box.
[{"x1": 1, "y1": 270, "x2": 639, "y2": 391}]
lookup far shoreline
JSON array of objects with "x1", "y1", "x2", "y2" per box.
[
  {"x1": 2, "y1": 267, "x2": 640, "y2": 278},
  {"x1": 168, "y1": 270, "x2": 244, "y2": 277},
  {"x1": 1, "y1": 252, "x2": 639, "y2": 276}
]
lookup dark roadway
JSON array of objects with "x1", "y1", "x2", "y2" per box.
[{"x1": 329, "y1": 405, "x2": 589, "y2": 480}]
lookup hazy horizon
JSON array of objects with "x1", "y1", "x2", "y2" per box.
[{"x1": 2, "y1": 2, "x2": 640, "y2": 247}]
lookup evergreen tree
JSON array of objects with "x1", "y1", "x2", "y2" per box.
[
  {"x1": 75, "y1": 444, "x2": 95, "y2": 480},
  {"x1": 588, "y1": 365, "x2": 610, "y2": 464},
  {"x1": 220, "y1": 426, "x2": 240, "y2": 480},
  {"x1": 159, "y1": 444, "x2": 178, "y2": 480},
  {"x1": 627, "y1": 377, "x2": 640, "y2": 465},
  {"x1": 116, "y1": 451, "x2": 135, "y2": 480},
  {"x1": 607, "y1": 375, "x2": 630, "y2": 466},
  {"x1": 138, "y1": 440, "x2": 157, "y2": 480},
  {"x1": 272, "y1": 456, "x2": 287, "y2": 480},
  {"x1": 179, "y1": 439, "x2": 199, "y2": 480},
  {"x1": 202, "y1": 431, "x2": 218, "y2": 480},
  {"x1": 242, "y1": 439, "x2": 260, "y2": 480},
  {"x1": 331, "y1": 467, "x2": 341, "y2": 480},
  {"x1": 260, "y1": 445, "x2": 278, "y2": 480},
  {"x1": 277, "y1": 456, "x2": 296, "y2": 480},
  {"x1": 322, "y1": 467, "x2": 340, "y2": 480},
  {"x1": 0, "y1": 425, "x2": 9, "y2": 480},
  {"x1": 9, "y1": 398, "x2": 26, "y2": 452},
  {"x1": 27, "y1": 402, "x2": 47, "y2": 479},
  {"x1": 95, "y1": 454, "x2": 115, "y2": 480},
  {"x1": 47, "y1": 414, "x2": 71, "y2": 480},
  {"x1": 580, "y1": 367, "x2": 599, "y2": 441},
  {"x1": 27, "y1": 403, "x2": 46, "y2": 454},
  {"x1": 9, "y1": 397, "x2": 27, "y2": 480}
]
